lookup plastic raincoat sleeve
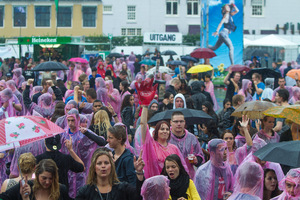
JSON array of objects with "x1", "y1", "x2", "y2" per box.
[{"x1": 82, "y1": 129, "x2": 107, "y2": 146}]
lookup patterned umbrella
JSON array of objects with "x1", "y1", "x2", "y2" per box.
[
  {"x1": 0, "y1": 116, "x2": 65, "y2": 151},
  {"x1": 69, "y1": 57, "x2": 89, "y2": 64},
  {"x1": 263, "y1": 105, "x2": 300, "y2": 124}
]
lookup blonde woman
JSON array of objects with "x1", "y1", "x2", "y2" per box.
[
  {"x1": 89, "y1": 110, "x2": 112, "y2": 139},
  {"x1": 1, "y1": 153, "x2": 36, "y2": 193}
]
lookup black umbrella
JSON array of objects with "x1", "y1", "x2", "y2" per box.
[
  {"x1": 161, "y1": 50, "x2": 177, "y2": 56},
  {"x1": 251, "y1": 49, "x2": 270, "y2": 57},
  {"x1": 107, "y1": 53, "x2": 123, "y2": 58},
  {"x1": 253, "y1": 141, "x2": 300, "y2": 167},
  {"x1": 180, "y1": 56, "x2": 198, "y2": 63},
  {"x1": 243, "y1": 68, "x2": 282, "y2": 88},
  {"x1": 32, "y1": 61, "x2": 68, "y2": 71},
  {"x1": 147, "y1": 108, "x2": 212, "y2": 126},
  {"x1": 166, "y1": 60, "x2": 187, "y2": 66}
]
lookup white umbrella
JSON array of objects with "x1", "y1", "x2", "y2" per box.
[{"x1": 146, "y1": 66, "x2": 172, "y2": 75}]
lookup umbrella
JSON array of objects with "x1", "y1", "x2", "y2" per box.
[
  {"x1": 286, "y1": 69, "x2": 300, "y2": 80},
  {"x1": 190, "y1": 48, "x2": 216, "y2": 59},
  {"x1": 166, "y1": 60, "x2": 187, "y2": 66},
  {"x1": 263, "y1": 105, "x2": 300, "y2": 124},
  {"x1": 107, "y1": 53, "x2": 123, "y2": 58},
  {"x1": 161, "y1": 50, "x2": 177, "y2": 56},
  {"x1": 32, "y1": 61, "x2": 69, "y2": 71},
  {"x1": 243, "y1": 68, "x2": 282, "y2": 88},
  {"x1": 146, "y1": 66, "x2": 172, "y2": 75},
  {"x1": 147, "y1": 108, "x2": 212, "y2": 126},
  {"x1": 225, "y1": 64, "x2": 251, "y2": 72},
  {"x1": 231, "y1": 101, "x2": 277, "y2": 120},
  {"x1": 251, "y1": 49, "x2": 270, "y2": 57},
  {"x1": 180, "y1": 56, "x2": 198, "y2": 63},
  {"x1": 139, "y1": 58, "x2": 156, "y2": 66},
  {"x1": 186, "y1": 64, "x2": 213, "y2": 73},
  {"x1": 69, "y1": 57, "x2": 89, "y2": 64},
  {"x1": 0, "y1": 116, "x2": 65, "y2": 151},
  {"x1": 253, "y1": 141, "x2": 300, "y2": 167}
]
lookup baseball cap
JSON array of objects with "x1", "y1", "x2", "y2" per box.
[{"x1": 45, "y1": 134, "x2": 62, "y2": 151}]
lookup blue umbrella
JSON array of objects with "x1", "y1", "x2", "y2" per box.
[
  {"x1": 139, "y1": 58, "x2": 156, "y2": 66},
  {"x1": 166, "y1": 60, "x2": 187, "y2": 66},
  {"x1": 180, "y1": 56, "x2": 198, "y2": 63}
]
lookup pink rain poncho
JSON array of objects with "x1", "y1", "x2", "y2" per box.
[
  {"x1": 271, "y1": 168, "x2": 300, "y2": 200},
  {"x1": 141, "y1": 175, "x2": 170, "y2": 200},
  {"x1": 289, "y1": 87, "x2": 300, "y2": 105},
  {"x1": 237, "y1": 79, "x2": 253, "y2": 102},
  {"x1": 105, "y1": 80, "x2": 121, "y2": 119},
  {"x1": 10, "y1": 140, "x2": 46, "y2": 177},
  {"x1": 228, "y1": 161, "x2": 263, "y2": 200},
  {"x1": 241, "y1": 137, "x2": 285, "y2": 182},
  {"x1": 6, "y1": 80, "x2": 25, "y2": 116},
  {"x1": 127, "y1": 60, "x2": 135, "y2": 79},
  {"x1": 31, "y1": 86, "x2": 43, "y2": 99},
  {"x1": 55, "y1": 100, "x2": 78, "y2": 129},
  {"x1": 194, "y1": 139, "x2": 234, "y2": 200},
  {"x1": 254, "y1": 129, "x2": 280, "y2": 144},
  {"x1": 205, "y1": 80, "x2": 220, "y2": 111},
  {"x1": 95, "y1": 77, "x2": 108, "y2": 105},
  {"x1": 0, "y1": 88, "x2": 20, "y2": 119},
  {"x1": 114, "y1": 58, "x2": 122, "y2": 77},
  {"x1": 60, "y1": 108, "x2": 98, "y2": 198},
  {"x1": 12, "y1": 68, "x2": 25, "y2": 89},
  {"x1": 279, "y1": 61, "x2": 287, "y2": 77},
  {"x1": 142, "y1": 126, "x2": 188, "y2": 179},
  {"x1": 169, "y1": 129, "x2": 204, "y2": 179}
]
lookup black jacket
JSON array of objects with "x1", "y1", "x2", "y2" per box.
[
  {"x1": 114, "y1": 149, "x2": 136, "y2": 185},
  {"x1": 223, "y1": 107, "x2": 236, "y2": 129},
  {"x1": 191, "y1": 81, "x2": 207, "y2": 110},
  {"x1": 166, "y1": 85, "x2": 177, "y2": 97},
  {"x1": 75, "y1": 181, "x2": 143, "y2": 200}
]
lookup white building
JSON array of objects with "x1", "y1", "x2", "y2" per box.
[{"x1": 102, "y1": 0, "x2": 201, "y2": 37}]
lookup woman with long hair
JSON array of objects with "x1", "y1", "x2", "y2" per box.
[
  {"x1": 119, "y1": 81, "x2": 131, "y2": 101},
  {"x1": 254, "y1": 116, "x2": 280, "y2": 144},
  {"x1": 221, "y1": 130, "x2": 238, "y2": 175},
  {"x1": 105, "y1": 80, "x2": 121, "y2": 120},
  {"x1": 217, "y1": 98, "x2": 231, "y2": 131},
  {"x1": 75, "y1": 148, "x2": 145, "y2": 200},
  {"x1": 90, "y1": 110, "x2": 112, "y2": 139},
  {"x1": 202, "y1": 101, "x2": 218, "y2": 124},
  {"x1": 51, "y1": 101, "x2": 65, "y2": 123},
  {"x1": 208, "y1": 3, "x2": 239, "y2": 65},
  {"x1": 263, "y1": 169, "x2": 281, "y2": 200},
  {"x1": 161, "y1": 154, "x2": 200, "y2": 200},
  {"x1": 121, "y1": 95, "x2": 135, "y2": 139},
  {"x1": 0, "y1": 159, "x2": 69, "y2": 200},
  {"x1": 121, "y1": 62, "x2": 132, "y2": 83}
]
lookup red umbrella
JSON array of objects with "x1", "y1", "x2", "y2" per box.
[
  {"x1": 225, "y1": 64, "x2": 251, "y2": 72},
  {"x1": 0, "y1": 116, "x2": 65, "y2": 151},
  {"x1": 69, "y1": 57, "x2": 89, "y2": 64},
  {"x1": 190, "y1": 48, "x2": 216, "y2": 59}
]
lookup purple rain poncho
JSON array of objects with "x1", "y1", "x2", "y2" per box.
[
  {"x1": 228, "y1": 161, "x2": 263, "y2": 200},
  {"x1": 127, "y1": 61, "x2": 135, "y2": 80},
  {"x1": 12, "y1": 68, "x2": 25, "y2": 89},
  {"x1": 279, "y1": 61, "x2": 287, "y2": 77},
  {"x1": 60, "y1": 109, "x2": 97, "y2": 198},
  {"x1": 141, "y1": 175, "x2": 170, "y2": 200},
  {"x1": 194, "y1": 139, "x2": 234, "y2": 200},
  {"x1": 10, "y1": 140, "x2": 45, "y2": 177},
  {"x1": 55, "y1": 100, "x2": 78, "y2": 129},
  {"x1": 6, "y1": 80, "x2": 25, "y2": 116},
  {"x1": 31, "y1": 86, "x2": 43, "y2": 99},
  {"x1": 113, "y1": 58, "x2": 122, "y2": 77},
  {"x1": 78, "y1": 102, "x2": 93, "y2": 114},
  {"x1": 0, "y1": 80, "x2": 7, "y2": 90},
  {"x1": 253, "y1": 129, "x2": 280, "y2": 144},
  {"x1": 0, "y1": 88, "x2": 20, "y2": 119},
  {"x1": 142, "y1": 126, "x2": 189, "y2": 179},
  {"x1": 0, "y1": 151, "x2": 10, "y2": 189},
  {"x1": 169, "y1": 129, "x2": 204, "y2": 179},
  {"x1": 95, "y1": 77, "x2": 108, "y2": 105},
  {"x1": 237, "y1": 79, "x2": 253, "y2": 102},
  {"x1": 130, "y1": 74, "x2": 143, "y2": 90},
  {"x1": 105, "y1": 80, "x2": 121, "y2": 119},
  {"x1": 271, "y1": 168, "x2": 300, "y2": 200},
  {"x1": 289, "y1": 87, "x2": 300, "y2": 105},
  {"x1": 241, "y1": 137, "x2": 285, "y2": 182}
]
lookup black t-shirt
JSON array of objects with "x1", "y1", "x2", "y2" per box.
[
  {"x1": 23, "y1": 70, "x2": 35, "y2": 80},
  {"x1": 36, "y1": 151, "x2": 84, "y2": 189},
  {"x1": 225, "y1": 80, "x2": 241, "y2": 101}
]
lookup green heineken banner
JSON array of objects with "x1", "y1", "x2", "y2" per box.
[{"x1": 18, "y1": 37, "x2": 72, "y2": 45}]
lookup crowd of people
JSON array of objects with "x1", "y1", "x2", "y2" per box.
[{"x1": 0, "y1": 52, "x2": 299, "y2": 200}]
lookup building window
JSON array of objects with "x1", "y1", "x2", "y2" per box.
[
  {"x1": 166, "y1": 0, "x2": 178, "y2": 15},
  {"x1": 103, "y1": 5, "x2": 112, "y2": 14},
  {"x1": 82, "y1": 6, "x2": 97, "y2": 27},
  {"x1": 251, "y1": 0, "x2": 263, "y2": 16},
  {"x1": 35, "y1": 6, "x2": 50, "y2": 27},
  {"x1": 127, "y1": 6, "x2": 136, "y2": 21},
  {"x1": 187, "y1": 0, "x2": 198, "y2": 15},
  {"x1": 13, "y1": 6, "x2": 26, "y2": 27},
  {"x1": 57, "y1": 7, "x2": 72, "y2": 27},
  {"x1": 0, "y1": 6, "x2": 4, "y2": 27},
  {"x1": 121, "y1": 28, "x2": 142, "y2": 36}
]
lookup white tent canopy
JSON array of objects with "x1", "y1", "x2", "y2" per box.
[{"x1": 248, "y1": 34, "x2": 298, "y2": 48}]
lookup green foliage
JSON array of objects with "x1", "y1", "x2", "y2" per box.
[
  {"x1": 183, "y1": 34, "x2": 200, "y2": 46},
  {"x1": 127, "y1": 36, "x2": 143, "y2": 46}
]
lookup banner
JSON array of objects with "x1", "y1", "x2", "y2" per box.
[
  {"x1": 203, "y1": 0, "x2": 243, "y2": 68},
  {"x1": 143, "y1": 32, "x2": 182, "y2": 44}
]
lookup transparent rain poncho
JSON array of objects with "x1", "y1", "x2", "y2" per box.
[
  {"x1": 6, "y1": 80, "x2": 25, "y2": 116},
  {"x1": 141, "y1": 175, "x2": 170, "y2": 200},
  {"x1": 12, "y1": 68, "x2": 25, "y2": 89},
  {"x1": 271, "y1": 168, "x2": 300, "y2": 200},
  {"x1": 105, "y1": 80, "x2": 121, "y2": 119},
  {"x1": 228, "y1": 161, "x2": 263, "y2": 200},
  {"x1": 55, "y1": 100, "x2": 77, "y2": 129},
  {"x1": 194, "y1": 139, "x2": 234, "y2": 200},
  {"x1": 95, "y1": 77, "x2": 107, "y2": 105},
  {"x1": 0, "y1": 88, "x2": 19, "y2": 119}
]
